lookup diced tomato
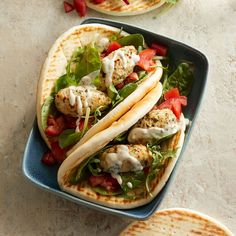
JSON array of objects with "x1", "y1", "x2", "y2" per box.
[
  {"x1": 122, "y1": 0, "x2": 130, "y2": 4},
  {"x1": 50, "y1": 142, "x2": 67, "y2": 164},
  {"x1": 107, "y1": 42, "x2": 122, "y2": 54},
  {"x1": 137, "y1": 49, "x2": 156, "y2": 72},
  {"x1": 73, "y1": 0, "x2": 86, "y2": 17},
  {"x1": 143, "y1": 167, "x2": 149, "y2": 174},
  {"x1": 116, "y1": 82, "x2": 125, "y2": 90},
  {"x1": 64, "y1": 116, "x2": 77, "y2": 129},
  {"x1": 41, "y1": 152, "x2": 56, "y2": 166},
  {"x1": 92, "y1": 0, "x2": 105, "y2": 3},
  {"x1": 171, "y1": 99, "x2": 182, "y2": 119},
  {"x1": 157, "y1": 96, "x2": 187, "y2": 120},
  {"x1": 124, "y1": 72, "x2": 139, "y2": 85},
  {"x1": 63, "y1": 1, "x2": 75, "y2": 13},
  {"x1": 89, "y1": 174, "x2": 119, "y2": 192},
  {"x1": 89, "y1": 175, "x2": 105, "y2": 187},
  {"x1": 151, "y1": 43, "x2": 168, "y2": 56},
  {"x1": 164, "y1": 88, "x2": 180, "y2": 100},
  {"x1": 77, "y1": 118, "x2": 94, "y2": 131},
  {"x1": 45, "y1": 116, "x2": 65, "y2": 137}
]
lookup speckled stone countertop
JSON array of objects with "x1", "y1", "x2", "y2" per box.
[{"x1": 0, "y1": 1, "x2": 235, "y2": 235}]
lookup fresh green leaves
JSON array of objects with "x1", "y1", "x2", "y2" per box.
[
  {"x1": 112, "y1": 131, "x2": 128, "y2": 144},
  {"x1": 54, "y1": 44, "x2": 102, "y2": 93},
  {"x1": 41, "y1": 95, "x2": 54, "y2": 130},
  {"x1": 58, "y1": 129, "x2": 81, "y2": 149},
  {"x1": 118, "y1": 34, "x2": 144, "y2": 49},
  {"x1": 107, "y1": 84, "x2": 121, "y2": 102},
  {"x1": 92, "y1": 187, "x2": 122, "y2": 196},
  {"x1": 108, "y1": 83, "x2": 138, "y2": 107},
  {"x1": 145, "y1": 143, "x2": 177, "y2": 195},
  {"x1": 55, "y1": 74, "x2": 77, "y2": 93},
  {"x1": 119, "y1": 83, "x2": 138, "y2": 98},
  {"x1": 162, "y1": 62, "x2": 194, "y2": 96},
  {"x1": 75, "y1": 45, "x2": 101, "y2": 83},
  {"x1": 88, "y1": 158, "x2": 102, "y2": 176}
]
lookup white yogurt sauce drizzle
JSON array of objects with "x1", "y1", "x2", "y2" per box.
[
  {"x1": 127, "y1": 182, "x2": 133, "y2": 189},
  {"x1": 128, "y1": 119, "x2": 183, "y2": 144},
  {"x1": 111, "y1": 173, "x2": 122, "y2": 185},
  {"x1": 68, "y1": 86, "x2": 76, "y2": 106},
  {"x1": 131, "y1": 54, "x2": 140, "y2": 65},
  {"x1": 76, "y1": 95, "x2": 83, "y2": 116},
  {"x1": 105, "y1": 145, "x2": 143, "y2": 181},
  {"x1": 98, "y1": 37, "x2": 109, "y2": 48},
  {"x1": 102, "y1": 49, "x2": 132, "y2": 87}
]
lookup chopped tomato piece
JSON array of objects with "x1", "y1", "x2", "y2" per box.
[
  {"x1": 89, "y1": 174, "x2": 119, "y2": 192},
  {"x1": 125, "y1": 72, "x2": 139, "y2": 84},
  {"x1": 143, "y1": 167, "x2": 149, "y2": 174},
  {"x1": 157, "y1": 96, "x2": 187, "y2": 120},
  {"x1": 107, "y1": 41, "x2": 122, "y2": 54},
  {"x1": 92, "y1": 0, "x2": 105, "y2": 3},
  {"x1": 116, "y1": 82, "x2": 125, "y2": 90},
  {"x1": 63, "y1": 1, "x2": 75, "y2": 13},
  {"x1": 89, "y1": 175, "x2": 105, "y2": 187},
  {"x1": 45, "y1": 116, "x2": 65, "y2": 137},
  {"x1": 50, "y1": 142, "x2": 67, "y2": 164},
  {"x1": 164, "y1": 88, "x2": 180, "y2": 100},
  {"x1": 151, "y1": 43, "x2": 168, "y2": 56},
  {"x1": 122, "y1": 0, "x2": 130, "y2": 4},
  {"x1": 171, "y1": 99, "x2": 182, "y2": 119},
  {"x1": 41, "y1": 152, "x2": 56, "y2": 166},
  {"x1": 64, "y1": 116, "x2": 77, "y2": 129},
  {"x1": 77, "y1": 118, "x2": 94, "y2": 131},
  {"x1": 73, "y1": 0, "x2": 86, "y2": 17},
  {"x1": 137, "y1": 49, "x2": 156, "y2": 72}
]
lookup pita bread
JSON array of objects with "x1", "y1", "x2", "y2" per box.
[
  {"x1": 86, "y1": 0, "x2": 166, "y2": 16},
  {"x1": 120, "y1": 208, "x2": 233, "y2": 236},
  {"x1": 36, "y1": 23, "x2": 163, "y2": 151},
  {"x1": 58, "y1": 84, "x2": 187, "y2": 209}
]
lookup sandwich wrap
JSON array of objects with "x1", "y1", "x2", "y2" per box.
[
  {"x1": 58, "y1": 83, "x2": 187, "y2": 209},
  {"x1": 37, "y1": 23, "x2": 163, "y2": 156}
]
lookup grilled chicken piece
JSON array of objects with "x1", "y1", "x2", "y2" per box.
[
  {"x1": 135, "y1": 109, "x2": 177, "y2": 129},
  {"x1": 55, "y1": 86, "x2": 111, "y2": 117},
  {"x1": 128, "y1": 109, "x2": 181, "y2": 144},
  {"x1": 102, "y1": 46, "x2": 140, "y2": 87},
  {"x1": 99, "y1": 144, "x2": 152, "y2": 173}
]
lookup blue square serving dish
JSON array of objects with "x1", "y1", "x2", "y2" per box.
[{"x1": 22, "y1": 18, "x2": 208, "y2": 220}]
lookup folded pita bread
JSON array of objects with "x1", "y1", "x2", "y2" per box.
[
  {"x1": 120, "y1": 208, "x2": 233, "y2": 235},
  {"x1": 36, "y1": 23, "x2": 163, "y2": 153},
  {"x1": 58, "y1": 84, "x2": 187, "y2": 209},
  {"x1": 86, "y1": 0, "x2": 166, "y2": 16}
]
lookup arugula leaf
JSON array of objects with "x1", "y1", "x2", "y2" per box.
[
  {"x1": 75, "y1": 45, "x2": 102, "y2": 83},
  {"x1": 88, "y1": 158, "x2": 102, "y2": 176},
  {"x1": 145, "y1": 143, "x2": 177, "y2": 195},
  {"x1": 107, "y1": 84, "x2": 123, "y2": 107},
  {"x1": 119, "y1": 83, "x2": 138, "y2": 98},
  {"x1": 55, "y1": 74, "x2": 77, "y2": 93},
  {"x1": 162, "y1": 62, "x2": 194, "y2": 96},
  {"x1": 120, "y1": 171, "x2": 146, "y2": 193},
  {"x1": 41, "y1": 95, "x2": 54, "y2": 130},
  {"x1": 112, "y1": 131, "x2": 128, "y2": 144},
  {"x1": 110, "y1": 28, "x2": 123, "y2": 41},
  {"x1": 118, "y1": 34, "x2": 144, "y2": 49},
  {"x1": 92, "y1": 187, "x2": 122, "y2": 196},
  {"x1": 58, "y1": 129, "x2": 81, "y2": 149}
]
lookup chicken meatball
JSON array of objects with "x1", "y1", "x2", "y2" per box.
[
  {"x1": 55, "y1": 86, "x2": 111, "y2": 117},
  {"x1": 99, "y1": 144, "x2": 152, "y2": 173},
  {"x1": 102, "y1": 46, "x2": 140, "y2": 87}
]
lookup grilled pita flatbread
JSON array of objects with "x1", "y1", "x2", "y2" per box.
[
  {"x1": 58, "y1": 84, "x2": 187, "y2": 209},
  {"x1": 120, "y1": 208, "x2": 233, "y2": 236},
  {"x1": 86, "y1": 0, "x2": 166, "y2": 16},
  {"x1": 37, "y1": 23, "x2": 163, "y2": 151}
]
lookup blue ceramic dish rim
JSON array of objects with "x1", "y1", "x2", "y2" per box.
[{"x1": 22, "y1": 17, "x2": 209, "y2": 220}]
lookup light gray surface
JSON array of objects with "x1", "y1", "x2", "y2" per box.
[{"x1": 0, "y1": 0, "x2": 235, "y2": 235}]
